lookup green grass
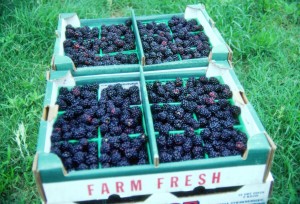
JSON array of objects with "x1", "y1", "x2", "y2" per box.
[{"x1": 0, "y1": 0, "x2": 299, "y2": 203}]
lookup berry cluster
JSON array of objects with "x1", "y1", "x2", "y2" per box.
[
  {"x1": 137, "y1": 21, "x2": 179, "y2": 65},
  {"x1": 63, "y1": 21, "x2": 138, "y2": 67},
  {"x1": 65, "y1": 25, "x2": 100, "y2": 40},
  {"x1": 147, "y1": 76, "x2": 232, "y2": 104},
  {"x1": 98, "y1": 84, "x2": 148, "y2": 168},
  {"x1": 100, "y1": 21, "x2": 136, "y2": 53},
  {"x1": 195, "y1": 99, "x2": 240, "y2": 129},
  {"x1": 151, "y1": 104, "x2": 199, "y2": 134},
  {"x1": 100, "y1": 134, "x2": 148, "y2": 168},
  {"x1": 201, "y1": 128, "x2": 247, "y2": 158},
  {"x1": 51, "y1": 114, "x2": 98, "y2": 141},
  {"x1": 51, "y1": 84, "x2": 100, "y2": 171},
  {"x1": 51, "y1": 141, "x2": 98, "y2": 171},
  {"x1": 157, "y1": 131, "x2": 205, "y2": 163},
  {"x1": 138, "y1": 16, "x2": 211, "y2": 65},
  {"x1": 98, "y1": 84, "x2": 143, "y2": 137},
  {"x1": 56, "y1": 84, "x2": 98, "y2": 111},
  {"x1": 147, "y1": 78, "x2": 184, "y2": 103},
  {"x1": 53, "y1": 84, "x2": 99, "y2": 141},
  {"x1": 64, "y1": 39, "x2": 138, "y2": 66},
  {"x1": 168, "y1": 16, "x2": 211, "y2": 59}
]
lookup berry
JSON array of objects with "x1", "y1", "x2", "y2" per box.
[
  {"x1": 160, "y1": 152, "x2": 173, "y2": 163},
  {"x1": 200, "y1": 128, "x2": 211, "y2": 140},
  {"x1": 77, "y1": 163, "x2": 89, "y2": 170},
  {"x1": 125, "y1": 148, "x2": 138, "y2": 160},
  {"x1": 111, "y1": 151, "x2": 122, "y2": 165},
  {"x1": 183, "y1": 138, "x2": 193, "y2": 152},
  {"x1": 73, "y1": 151, "x2": 85, "y2": 166},
  {"x1": 100, "y1": 154, "x2": 111, "y2": 163},
  {"x1": 172, "y1": 150, "x2": 182, "y2": 161}
]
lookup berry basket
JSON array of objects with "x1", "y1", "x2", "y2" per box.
[
  {"x1": 34, "y1": 62, "x2": 275, "y2": 203},
  {"x1": 52, "y1": 10, "x2": 143, "y2": 76},
  {"x1": 134, "y1": 4, "x2": 230, "y2": 71}
]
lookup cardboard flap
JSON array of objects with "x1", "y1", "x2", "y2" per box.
[
  {"x1": 47, "y1": 105, "x2": 59, "y2": 122},
  {"x1": 226, "y1": 43, "x2": 233, "y2": 62},
  {"x1": 38, "y1": 153, "x2": 68, "y2": 179},
  {"x1": 239, "y1": 91, "x2": 248, "y2": 104},
  {"x1": 263, "y1": 132, "x2": 276, "y2": 182},
  {"x1": 32, "y1": 154, "x2": 47, "y2": 203},
  {"x1": 51, "y1": 55, "x2": 55, "y2": 71},
  {"x1": 46, "y1": 71, "x2": 50, "y2": 81},
  {"x1": 154, "y1": 154, "x2": 159, "y2": 167},
  {"x1": 53, "y1": 70, "x2": 76, "y2": 86},
  {"x1": 42, "y1": 105, "x2": 58, "y2": 123},
  {"x1": 209, "y1": 17, "x2": 216, "y2": 28},
  {"x1": 58, "y1": 13, "x2": 80, "y2": 30},
  {"x1": 52, "y1": 55, "x2": 76, "y2": 71}
]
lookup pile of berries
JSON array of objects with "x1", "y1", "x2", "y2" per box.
[
  {"x1": 146, "y1": 78, "x2": 184, "y2": 103},
  {"x1": 51, "y1": 84, "x2": 99, "y2": 171},
  {"x1": 101, "y1": 22, "x2": 136, "y2": 53},
  {"x1": 169, "y1": 16, "x2": 211, "y2": 59},
  {"x1": 63, "y1": 20, "x2": 138, "y2": 67},
  {"x1": 151, "y1": 104, "x2": 199, "y2": 134},
  {"x1": 157, "y1": 131, "x2": 205, "y2": 163},
  {"x1": 51, "y1": 140, "x2": 99, "y2": 171},
  {"x1": 51, "y1": 83, "x2": 148, "y2": 171},
  {"x1": 201, "y1": 127, "x2": 247, "y2": 158},
  {"x1": 147, "y1": 76, "x2": 248, "y2": 161},
  {"x1": 138, "y1": 15, "x2": 211, "y2": 65},
  {"x1": 147, "y1": 76, "x2": 232, "y2": 104},
  {"x1": 98, "y1": 84, "x2": 148, "y2": 168},
  {"x1": 98, "y1": 84, "x2": 143, "y2": 137},
  {"x1": 100, "y1": 134, "x2": 149, "y2": 168},
  {"x1": 53, "y1": 84, "x2": 99, "y2": 141},
  {"x1": 137, "y1": 21, "x2": 179, "y2": 65}
]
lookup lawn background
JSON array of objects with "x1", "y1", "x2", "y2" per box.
[{"x1": 0, "y1": 0, "x2": 299, "y2": 203}]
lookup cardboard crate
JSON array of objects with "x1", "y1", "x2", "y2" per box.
[
  {"x1": 33, "y1": 62, "x2": 275, "y2": 203},
  {"x1": 52, "y1": 10, "x2": 142, "y2": 76},
  {"x1": 135, "y1": 4, "x2": 231, "y2": 71},
  {"x1": 51, "y1": 4, "x2": 231, "y2": 78}
]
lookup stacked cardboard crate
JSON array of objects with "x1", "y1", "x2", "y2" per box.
[{"x1": 33, "y1": 4, "x2": 276, "y2": 204}]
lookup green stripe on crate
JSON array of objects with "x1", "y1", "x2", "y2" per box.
[
  {"x1": 49, "y1": 70, "x2": 70, "y2": 80},
  {"x1": 246, "y1": 103, "x2": 266, "y2": 133},
  {"x1": 43, "y1": 81, "x2": 54, "y2": 107},
  {"x1": 53, "y1": 38, "x2": 61, "y2": 55},
  {"x1": 80, "y1": 17, "x2": 131, "y2": 27},
  {"x1": 139, "y1": 66, "x2": 158, "y2": 164},
  {"x1": 136, "y1": 13, "x2": 183, "y2": 21},
  {"x1": 131, "y1": 9, "x2": 144, "y2": 66},
  {"x1": 39, "y1": 131, "x2": 270, "y2": 183},
  {"x1": 53, "y1": 55, "x2": 74, "y2": 71},
  {"x1": 143, "y1": 59, "x2": 209, "y2": 71},
  {"x1": 143, "y1": 67, "x2": 206, "y2": 80},
  {"x1": 229, "y1": 69, "x2": 244, "y2": 91},
  {"x1": 74, "y1": 72, "x2": 141, "y2": 85},
  {"x1": 37, "y1": 121, "x2": 48, "y2": 153},
  {"x1": 71, "y1": 64, "x2": 140, "y2": 76}
]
